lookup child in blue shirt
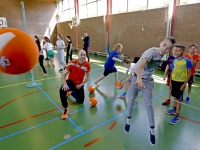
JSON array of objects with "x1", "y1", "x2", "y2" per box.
[{"x1": 94, "y1": 43, "x2": 123, "y2": 86}]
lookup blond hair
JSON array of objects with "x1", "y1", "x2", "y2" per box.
[{"x1": 113, "y1": 43, "x2": 123, "y2": 50}]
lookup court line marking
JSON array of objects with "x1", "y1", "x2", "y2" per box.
[
  {"x1": 48, "y1": 91, "x2": 167, "y2": 150},
  {"x1": 84, "y1": 137, "x2": 100, "y2": 148},
  {"x1": 0, "y1": 67, "x2": 103, "y2": 89}
]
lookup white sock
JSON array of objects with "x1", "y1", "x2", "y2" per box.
[
  {"x1": 150, "y1": 128, "x2": 155, "y2": 135},
  {"x1": 127, "y1": 118, "x2": 131, "y2": 125},
  {"x1": 187, "y1": 94, "x2": 190, "y2": 97}
]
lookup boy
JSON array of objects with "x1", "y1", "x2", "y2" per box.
[
  {"x1": 185, "y1": 44, "x2": 200, "y2": 103},
  {"x1": 118, "y1": 59, "x2": 134, "y2": 99},
  {"x1": 124, "y1": 37, "x2": 176, "y2": 145},
  {"x1": 59, "y1": 50, "x2": 90, "y2": 119},
  {"x1": 166, "y1": 44, "x2": 192, "y2": 125},
  {"x1": 162, "y1": 46, "x2": 178, "y2": 105},
  {"x1": 81, "y1": 30, "x2": 90, "y2": 62},
  {"x1": 94, "y1": 43, "x2": 123, "y2": 86}
]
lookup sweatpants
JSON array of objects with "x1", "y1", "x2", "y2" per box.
[
  {"x1": 127, "y1": 76, "x2": 155, "y2": 127},
  {"x1": 59, "y1": 80, "x2": 85, "y2": 109},
  {"x1": 57, "y1": 49, "x2": 66, "y2": 69},
  {"x1": 39, "y1": 55, "x2": 47, "y2": 74}
]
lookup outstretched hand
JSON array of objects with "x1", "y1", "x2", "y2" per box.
[{"x1": 135, "y1": 78, "x2": 145, "y2": 88}]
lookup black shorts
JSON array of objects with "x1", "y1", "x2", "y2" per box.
[
  {"x1": 188, "y1": 75, "x2": 195, "y2": 84},
  {"x1": 171, "y1": 80, "x2": 184, "y2": 101},
  {"x1": 103, "y1": 67, "x2": 117, "y2": 76}
]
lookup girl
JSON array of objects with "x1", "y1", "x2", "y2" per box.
[
  {"x1": 94, "y1": 43, "x2": 123, "y2": 86},
  {"x1": 55, "y1": 34, "x2": 66, "y2": 72},
  {"x1": 43, "y1": 36, "x2": 55, "y2": 67},
  {"x1": 66, "y1": 36, "x2": 73, "y2": 64}
]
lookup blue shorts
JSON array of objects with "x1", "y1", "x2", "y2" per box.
[{"x1": 103, "y1": 67, "x2": 117, "y2": 76}]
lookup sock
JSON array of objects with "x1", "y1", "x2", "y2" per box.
[
  {"x1": 126, "y1": 117, "x2": 131, "y2": 125},
  {"x1": 150, "y1": 126, "x2": 155, "y2": 135},
  {"x1": 175, "y1": 112, "x2": 179, "y2": 117},
  {"x1": 122, "y1": 92, "x2": 126, "y2": 96},
  {"x1": 173, "y1": 106, "x2": 176, "y2": 111},
  {"x1": 187, "y1": 94, "x2": 190, "y2": 98},
  {"x1": 63, "y1": 108, "x2": 68, "y2": 114}
]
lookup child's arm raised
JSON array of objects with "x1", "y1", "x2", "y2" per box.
[{"x1": 136, "y1": 58, "x2": 148, "y2": 88}]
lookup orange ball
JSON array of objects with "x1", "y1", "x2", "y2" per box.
[
  {"x1": 116, "y1": 81, "x2": 122, "y2": 88},
  {"x1": 0, "y1": 28, "x2": 39, "y2": 74},
  {"x1": 88, "y1": 86, "x2": 95, "y2": 93},
  {"x1": 90, "y1": 97, "x2": 98, "y2": 106}
]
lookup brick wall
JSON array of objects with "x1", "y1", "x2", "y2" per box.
[{"x1": 0, "y1": 0, "x2": 57, "y2": 42}]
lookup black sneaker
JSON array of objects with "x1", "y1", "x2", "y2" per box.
[
  {"x1": 45, "y1": 58, "x2": 50, "y2": 60},
  {"x1": 59, "y1": 69, "x2": 63, "y2": 72},
  {"x1": 124, "y1": 123, "x2": 130, "y2": 133},
  {"x1": 150, "y1": 131, "x2": 155, "y2": 145}
]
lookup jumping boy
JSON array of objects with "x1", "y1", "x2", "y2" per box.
[
  {"x1": 166, "y1": 44, "x2": 192, "y2": 124},
  {"x1": 59, "y1": 50, "x2": 90, "y2": 119},
  {"x1": 94, "y1": 43, "x2": 123, "y2": 86},
  {"x1": 162, "y1": 46, "x2": 178, "y2": 105},
  {"x1": 185, "y1": 44, "x2": 200, "y2": 103},
  {"x1": 124, "y1": 37, "x2": 176, "y2": 145}
]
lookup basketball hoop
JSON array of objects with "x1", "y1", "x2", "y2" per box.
[{"x1": 68, "y1": 17, "x2": 78, "y2": 29}]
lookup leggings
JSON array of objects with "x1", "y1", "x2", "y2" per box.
[
  {"x1": 59, "y1": 80, "x2": 85, "y2": 109},
  {"x1": 39, "y1": 55, "x2": 47, "y2": 73},
  {"x1": 127, "y1": 76, "x2": 155, "y2": 127},
  {"x1": 57, "y1": 49, "x2": 66, "y2": 69},
  {"x1": 83, "y1": 47, "x2": 90, "y2": 62},
  {"x1": 66, "y1": 49, "x2": 73, "y2": 64}
]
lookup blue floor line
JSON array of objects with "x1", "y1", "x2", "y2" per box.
[
  {"x1": 48, "y1": 90, "x2": 167, "y2": 150},
  {"x1": 0, "y1": 117, "x2": 60, "y2": 141}
]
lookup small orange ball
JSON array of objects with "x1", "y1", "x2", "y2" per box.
[
  {"x1": 116, "y1": 81, "x2": 122, "y2": 88},
  {"x1": 0, "y1": 28, "x2": 39, "y2": 74},
  {"x1": 88, "y1": 86, "x2": 95, "y2": 93},
  {"x1": 90, "y1": 97, "x2": 98, "y2": 106}
]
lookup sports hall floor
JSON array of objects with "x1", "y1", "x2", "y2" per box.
[{"x1": 0, "y1": 51, "x2": 200, "y2": 150}]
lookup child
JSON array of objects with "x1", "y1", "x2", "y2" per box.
[
  {"x1": 43, "y1": 36, "x2": 55, "y2": 67},
  {"x1": 55, "y1": 34, "x2": 66, "y2": 72},
  {"x1": 185, "y1": 44, "x2": 200, "y2": 103},
  {"x1": 118, "y1": 59, "x2": 134, "y2": 99},
  {"x1": 166, "y1": 44, "x2": 192, "y2": 125},
  {"x1": 162, "y1": 46, "x2": 178, "y2": 105},
  {"x1": 66, "y1": 36, "x2": 73, "y2": 64},
  {"x1": 34, "y1": 35, "x2": 47, "y2": 75},
  {"x1": 124, "y1": 37, "x2": 176, "y2": 145},
  {"x1": 81, "y1": 30, "x2": 90, "y2": 62},
  {"x1": 94, "y1": 43, "x2": 123, "y2": 86},
  {"x1": 59, "y1": 50, "x2": 90, "y2": 119}
]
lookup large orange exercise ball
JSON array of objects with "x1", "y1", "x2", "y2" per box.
[{"x1": 0, "y1": 28, "x2": 39, "y2": 74}]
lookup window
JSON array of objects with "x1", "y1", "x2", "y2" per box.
[
  {"x1": 79, "y1": 0, "x2": 87, "y2": 5},
  {"x1": 98, "y1": 0, "x2": 106, "y2": 16},
  {"x1": 69, "y1": 0, "x2": 75, "y2": 8},
  {"x1": 148, "y1": 0, "x2": 169, "y2": 9},
  {"x1": 180, "y1": 0, "x2": 200, "y2": 5},
  {"x1": 112, "y1": 0, "x2": 128, "y2": 14},
  {"x1": 63, "y1": 10, "x2": 70, "y2": 21},
  {"x1": 128, "y1": 0, "x2": 147, "y2": 12},
  {"x1": 88, "y1": 2, "x2": 97, "y2": 17},
  {"x1": 79, "y1": 5, "x2": 87, "y2": 19}
]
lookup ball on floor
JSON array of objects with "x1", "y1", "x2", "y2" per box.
[
  {"x1": 88, "y1": 86, "x2": 95, "y2": 93},
  {"x1": 90, "y1": 97, "x2": 98, "y2": 106},
  {"x1": 0, "y1": 28, "x2": 39, "y2": 74}
]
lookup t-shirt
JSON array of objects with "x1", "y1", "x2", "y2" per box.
[
  {"x1": 104, "y1": 50, "x2": 119, "y2": 70},
  {"x1": 131, "y1": 47, "x2": 162, "y2": 79},
  {"x1": 185, "y1": 53, "x2": 200, "y2": 75},
  {"x1": 127, "y1": 63, "x2": 134, "y2": 73},
  {"x1": 171, "y1": 57, "x2": 192, "y2": 82},
  {"x1": 56, "y1": 39, "x2": 65, "y2": 50},
  {"x1": 83, "y1": 36, "x2": 90, "y2": 47},
  {"x1": 66, "y1": 59, "x2": 91, "y2": 85},
  {"x1": 43, "y1": 43, "x2": 54, "y2": 51},
  {"x1": 66, "y1": 40, "x2": 72, "y2": 51},
  {"x1": 35, "y1": 40, "x2": 43, "y2": 55},
  {"x1": 167, "y1": 56, "x2": 176, "y2": 76}
]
